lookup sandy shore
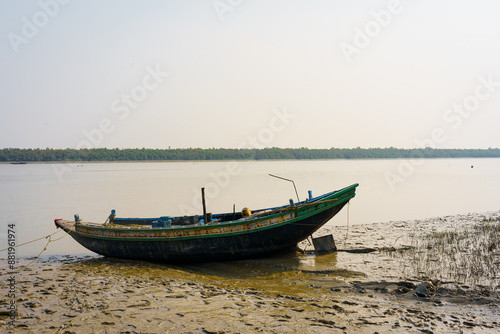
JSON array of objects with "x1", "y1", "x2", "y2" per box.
[{"x1": 1, "y1": 211, "x2": 499, "y2": 333}]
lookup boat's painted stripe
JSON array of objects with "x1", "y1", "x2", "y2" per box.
[{"x1": 69, "y1": 195, "x2": 354, "y2": 242}]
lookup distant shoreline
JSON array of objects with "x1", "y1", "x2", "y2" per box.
[
  {"x1": 1, "y1": 147, "x2": 500, "y2": 162},
  {"x1": 1, "y1": 157, "x2": 500, "y2": 165}
]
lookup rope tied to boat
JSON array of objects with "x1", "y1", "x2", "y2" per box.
[
  {"x1": 0, "y1": 228, "x2": 64, "y2": 253},
  {"x1": 17, "y1": 235, "x2": 52, "y2": 272},
  {"x1": 1, "y1": 223, "x2": 76, "y2": 273}
]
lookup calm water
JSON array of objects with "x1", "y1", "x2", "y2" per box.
[{"x1": 1, "y1": 159, "x2": 499, "y2": 257}]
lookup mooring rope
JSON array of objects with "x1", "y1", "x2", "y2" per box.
[
  {"x1": 0, "y1": 228, "x2": 65, "y2": 253},
  {"x1": 16, "y1": 235, "x2": 53, "y2": 272},
  {"x1": 2, "y1": 224, "x2": 76, "y2": 273}
]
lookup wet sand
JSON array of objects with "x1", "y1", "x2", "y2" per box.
[{"x1": 1, "y1": 211, "x2": 499, "y2": 333}]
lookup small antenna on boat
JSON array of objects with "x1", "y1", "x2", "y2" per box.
[{"x1": 269, "y1": 174, "x2": 300, "y2": 202}]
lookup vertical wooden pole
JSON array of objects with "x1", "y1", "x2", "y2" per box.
[{"x1": 201, "y1": 187, "x2": 207, "y2": 223}]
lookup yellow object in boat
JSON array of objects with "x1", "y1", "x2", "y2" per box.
[{"x1": 242, "y1": 207, "x2": 251, "y2": 217}]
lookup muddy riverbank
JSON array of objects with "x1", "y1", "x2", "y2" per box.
[{"x1": 1, "y1": 211, "x2": 499, "y2": 333}]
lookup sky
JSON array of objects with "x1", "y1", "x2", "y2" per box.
[{"x1": 1, "y1": 0, "x2": 499, "y2": 150}]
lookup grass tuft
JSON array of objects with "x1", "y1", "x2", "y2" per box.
[{"x1": 389, "y1": 214, "x2": 500, "y2": 290}]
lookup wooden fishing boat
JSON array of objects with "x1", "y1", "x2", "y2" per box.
[{"x1": 54, "y1": 183, "x2": 358, "y2": 263}]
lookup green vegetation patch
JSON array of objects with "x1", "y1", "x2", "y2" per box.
[{"x1": 2, "y1": 147, "x2": 500, "y2": 162}]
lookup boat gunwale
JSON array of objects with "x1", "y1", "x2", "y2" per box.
[
  {"x1": 65, "y1": 191, "x2": 356, "y2": 242},
  {"x1": 72, "y1": 183, "x2": 358, "y2": 233}
]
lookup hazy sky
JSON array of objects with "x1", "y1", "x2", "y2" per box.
[{"x1": 1, "y1": 0, "x2": 499, "y2": 150}]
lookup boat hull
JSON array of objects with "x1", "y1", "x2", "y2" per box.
[{"x1": 55, "y1": 184, "x2": 357, "y2": 263}]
